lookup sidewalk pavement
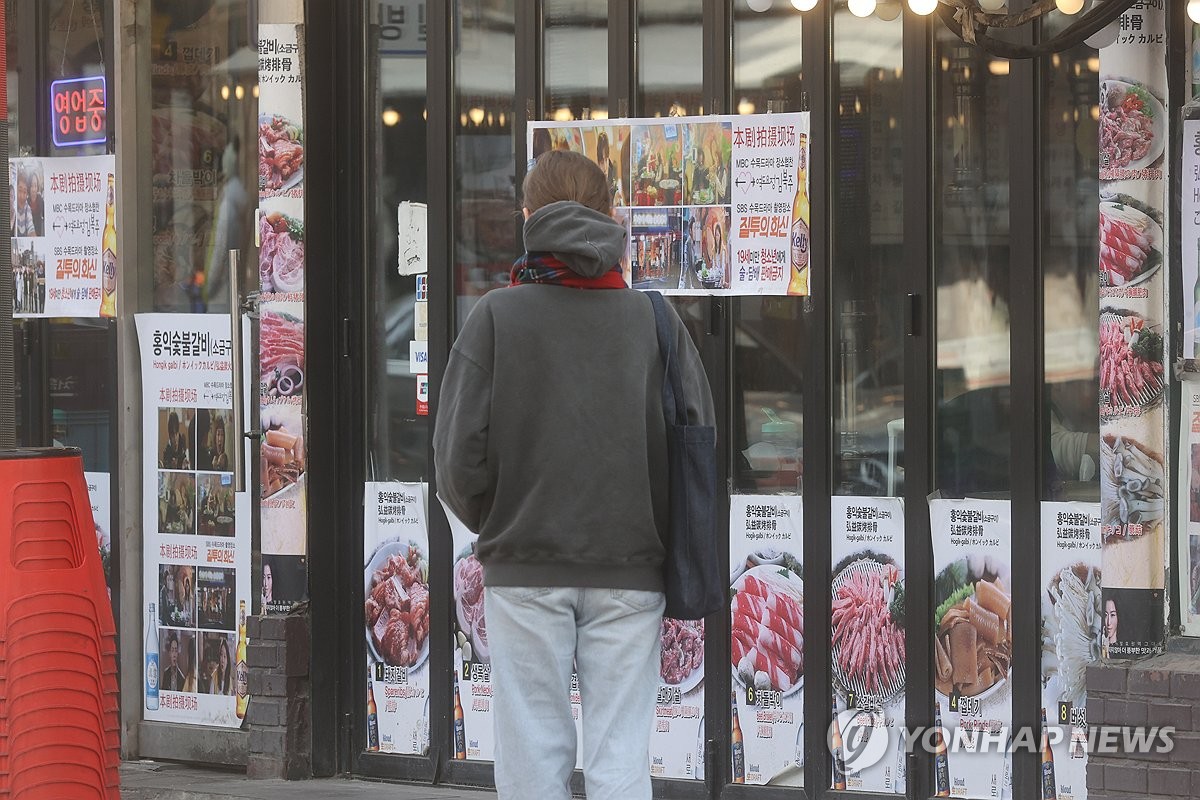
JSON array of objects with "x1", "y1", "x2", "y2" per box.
[{"x1": 121, "y1": 761, "x2": 499, "y2": 800}]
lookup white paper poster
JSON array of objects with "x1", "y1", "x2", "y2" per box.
[
  {"x1": 728, "y1": 494, "x2": 805, "y2": 787},
  {"x1": 528, "y1": 113, "x2": 810, "y2": 296},
  {"x1": 1040, "y1": 502, "x2": 1102, "y2": 800},
  {"x1": 364, "y1": 482, "x2": 431, "y2": 755},
  {"x1": 1183, "y1": 118, "x2": 1200, "y2": 363},
  {"x1": 85, "y1": 471, "x2": 112, "y2": 594},
  {"x1": 928, "y1": 498, "x2": 1013, "y2": 800},
  {"x1": 10, "y1": 155, "x2": 117, "y2": 318},
  {"x1": 830, "y1": 497, "x2": 907, "y2": 795},
  {"x1": 1181, "y1": 386, "x2": 1200, "y2": 633},
  {"x1": 650, "y1": 613, "x2": 705, "y2": 781},
  {"x1": 137, "y1": 313, "x2": 252, "y2": 727}
]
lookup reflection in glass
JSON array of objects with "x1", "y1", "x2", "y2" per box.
[
  {"x1": 832, "y1": 9, "x2": 903, "y2": 497},
  {"x1": 1043, "y1": 45, "x2": 1099, "y2": 501},
  {"x1": 734, "y1": 4, "x2": 803, "y2": 115},
  {"x1": 49, "y1": 320, "x2": 113, "y2": 471},
  {"x1": 47, "y1": 0, "x2": 108, "y2": 156},
  {"x1": 365, "y1": 14, "x2": 429, "y2": 482},
  {"x1": 455, "y1": 0, "x2": 518, "y2": 317},
  {"x1": 637, "y1": 0, "x2": 703, "y2": 118},
  {"x1": 545, "y1": 0, "x2": 607, "y2": 121},
  {"x1": 149, "y1": 1, "x2": 257, "y2": 313},
  {"x1": 934, "y1": 29, "x2": 1011, "y2": 499}
]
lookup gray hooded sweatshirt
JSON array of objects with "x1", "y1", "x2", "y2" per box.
[{"x1": 433, "y1": 200, "x2": 715, "y2": 591}]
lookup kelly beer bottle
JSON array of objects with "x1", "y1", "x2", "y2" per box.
[
  {"x1": 1041, "y1": 708, "x2": 1058, "y2": 800},
  {"x1": 786, "y1": 133, "x2": 811, "y2": 296},
  {"x1": 933, "y1": 701, "x2": 951, "y2": 797},
  {"x1": 235, "y1": 600, "x2": 249, "y2": 719},
  {"x1": 145, "y1": 603, "x2": 160, "y2": 710},
  {"x1": 452, "y1": 670, "x2": 467, "y2": 759},
  {"x1": 367, "y1": 681, "x2": 380, "y2": 752},
  {"x1": 99, "y1": 173, "x2": 117, "y2": 317},
  {"x1": 830, "y1": 697, "x2": 848, "y2": 790},
  {"x1": 731, "y1": 690, "x2": 746, "y2": 784}
]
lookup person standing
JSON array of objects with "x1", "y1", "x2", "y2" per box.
[{"x1": 434, "y1": 150, "x2": 713, "y2": 800}]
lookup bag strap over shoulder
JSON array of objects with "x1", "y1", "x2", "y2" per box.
[{"x1": 648, "y1": 291, "x2": 689, "y2": 427}]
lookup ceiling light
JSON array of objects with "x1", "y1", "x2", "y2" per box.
[
  {"x1": 908, "y1": 0, "x2": 939, "y2": 16},
  {"x1": 790, "y1": 0, "x2": 818, "y2": 9},
  {"x1": 1056, "y1": 0, "x2": 1084, "y2": 15},
  {"x1": 382, "y1": 109, "x2": 400, "y2": 127},
  {"x1": 848, "y1": 0, "x2": 877, "y2": 18},
  {"x1": 875, "y1": 1, "x2": 902, "y2": 21},
  {"x1": 747, "y1": 0, "x2": 773, "y2": 11},
  {"x1": 978, "y1": 0, "x2": 1005, "y2": 11},
  {"x1": 1190, "y1": 0, "x2": 1200, "y2": 24}
]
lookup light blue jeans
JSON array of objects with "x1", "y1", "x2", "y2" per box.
[{"x1": 485, "y1": 586, "x2": 665, "y2": 800}]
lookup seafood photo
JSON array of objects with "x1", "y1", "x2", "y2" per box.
[
  {"x1": 365, "y1": 541, "x2": 430, "y2": 668},
  {"x1": 731, "y1": 564, "x2": 805, "y2": 694},
  {"x1": 831, "y1": 557, "x2": 905, "y2": 701},
  {"x1": 1100, "y1": 435, "x2": 1165, "y2": 539},
  {"x1": 661, "y1": 618, "x2": 704, "y2": 687},
  {"x1": 1042, "y1": 563, "x2": 1102, "y2": 707},
  {"x1": 933, "y1": 558, "x2": 1012, "y2": 699},
  {"x1": 1099, "y1": 311, "x2": 1164, "y2": 411}
]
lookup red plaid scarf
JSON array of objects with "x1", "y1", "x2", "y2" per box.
[{"x1": 510, "y1": 252, "x2": 627, "y2": 289}]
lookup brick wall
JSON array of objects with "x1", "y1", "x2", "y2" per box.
[
  {"x1": 246, "y1": 609, "x2": 312, "y2": 780},
  {"x1": 1086, "y1": 653, "x2": 1200, "y2": 798}
]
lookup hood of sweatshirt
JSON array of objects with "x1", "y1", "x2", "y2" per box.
[{"x1": 522, "y1": 200, "x2": 627, "y2": 279}]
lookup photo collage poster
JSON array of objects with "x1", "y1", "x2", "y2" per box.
[
  {"x1": 527, "y1": 113, "x2": 810, "y2": 296},
  {"x1": 258, "y1": 23, "x2": 308, "y2": 613},
  {"x1": 364, "y1": 482, "x2": 431, "y2": 755},
  {"x1": 728, "y1": 494, "x2": 805, "y2": 788},
  {"x1": 10, "y1": 155, "x2": 117, "y2": 318},
  {"x1": 928, "y1": 498, "x2": 1013, "y2": 800},
  {"x1": 1040, "y1": 502, "x2": 1103, "y2": 800},
  {"x1": 830, "y1": 497, "x2": 906, "y2": 795},
  {"x1": 441, "y1": 500, "x2": 585, "y2": 766},
  {"x1": 137, "y1": 313, "x2": 251, "y2": 727},
  {"x1": 1097, "y1": 0, "x2": 1168, "y2": 657}
]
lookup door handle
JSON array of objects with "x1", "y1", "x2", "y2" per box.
[{"x1": 228, "y1": 250, "x2": 246, "y2": 492}]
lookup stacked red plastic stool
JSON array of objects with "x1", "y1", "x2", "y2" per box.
[{"x1": 0, "y1": 448, "x2": 120, "y2": 799}]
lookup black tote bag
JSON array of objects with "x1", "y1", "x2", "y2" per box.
[{"x1": 648, "y1": 292, "x2": 722, "y2": 620}]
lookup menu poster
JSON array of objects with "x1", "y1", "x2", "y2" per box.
[
  {"x1": 728, "y1": 494, "x2": 805, "y2": 788},
  {"x1": 10, "y1": 155, "x2": 116, "y2": 318},
  {"x1": 527, "y1": 113, "x2": 810, "y2": 296},
  {"x1": 928, "y1": 498, "x2": 1013, "y2": 800},
  {"x1": 830, "y1": 497, "x2": 906, "y2": 795},
  {"x1": 85, "y1": 471, "x2": 113, "y2": 595},
  {"x1": 259, "y1": 23, "x2": 308, "y2": 613},
  {"x1": 1185, "y1": 387, "x2": 1200, "y2": 632},
  {"x1": 1182, "y1": 118, "x2": 1200, "y2": 365},
  {"x1": 1098, "y1": 0, "x2": 1169, "y2": 658},
  {"x1": 364, "y1": 482, "x2": 431, "y2": 755},
  {"x1": 137, "y1": 313, "x2": 251, "y2": 727},
  {"x1": 1041, "y1": 503, "x2": 1102, "y2": 800},
  {"x1": 650, "y1": 614, "x2": 705, "y2": 781},
  {"x1": 441, "y1": 501, "x2": 585, "y2": 766}
]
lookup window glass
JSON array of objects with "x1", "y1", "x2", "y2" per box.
[
  {"x1": 149, "y1": 0, "x2": 257, "y2": 313},
  {"x1": 933, "y1": 28, "x2": 1011, "y2": 499},
  {"x1": 365, "y1": 13, "x2": 429, "y2": 481},
  {"x1": 544, "y1": 0, "x2": 607, "y2": 121},
  {"x1": 47, "y1": 0, "x2": 108, "y2": 156},
  {"x1": 455, "y1": 0, "x2": 518, "y2": 317},
  {"x1": 733, "y1": 2, "x2": 803, "y2": 116},
  {"x1": 48, "y1": 320, "x2": 112, "y2": 471},
  {"x1": 637, "y1": 0, "x2": 702, "y2": 118},
  {"x1": 1043, "y1": 45, "x2": 1099, "y2": 501},
  {"x1": 831, "y1": 7, "x2": 903, "y2": 497}
]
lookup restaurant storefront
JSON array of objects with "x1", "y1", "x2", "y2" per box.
[{"x1": 4, "y1": 1, "x2": 1200, "y2": 798}]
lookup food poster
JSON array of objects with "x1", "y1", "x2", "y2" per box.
[
  {"x1": 728, "y1": 495, "x2": 805, "y2": 787},
  {"x1": 527, "y1": 113, "x2": 809, "y2": 296},
  {"x1": 364, "y1": 482, "x2": 431, "y2": 755},
  {"x1": 1183, "y1": 118, "x2": 1200, "y2": 366},
  {"x1": 10, "y1": 156, "x2": 117, "y2": 318},
  {"x1": 928, "y1": 499, "x2": 1013, "y2": 800},
  {"x1": 1184, "y1": 387, "x2": 1200, "y2": 634},
  {"x1": 442, "y1": 501, "x2": 585, "y2": 765},
  {"x1": 1097, "y1": 0, "x2": 1169, "y2": 660},
  {"x1": 1040, "y1": 503, "x2": 1102, "y2": 800},
  {"x1": 652, "y1": 612, "x2": 705, "y2": 780},
  {"x1": 830, "y1": 497, "x2": 906, "y2": 795},
  {"x1": 149, "y1": 1, "x2": 234, "y2": 313},
  {"x1": 259, "y1": 23, "x2": 309, "y2": 613},
  {"x1": 85, "y1": 471, "x2": 113, "y2": 596},
  {"x1": 137, "y1": 314, "x2": 252, "y2": 727}
]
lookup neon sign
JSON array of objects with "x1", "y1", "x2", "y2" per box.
[{"x1": 51, "y1": 76, "x2": 107, "y2": 148}]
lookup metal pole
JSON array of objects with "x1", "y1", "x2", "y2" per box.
[
  {"x1": 0, "y1": 1, "x2": 13, "y2": 451},
  {"x1": 228, "y1": 250, "x2": 244, "y2": 491}
]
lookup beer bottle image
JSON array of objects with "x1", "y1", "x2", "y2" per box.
[
  {"x1": 786, "y1": 133, "x2": 811, "y2": 297},
  {"x1": 933, "y1": 701, "x2": 951, "y2": 797},
  {"x1": 145, "y1": 603, "x2": 160, "y2": 711},
  {"x1": 367, "y1": 681, "x2": 380, "y2": 752},
  {"x1": 235, "y1": 600, "x2": 249, "y2": 719},
  {"x1": 830, "y1": 697, "x2": 847, "y2": 790},
  {"x1": 452, "y1": 670, "x2": 467, "y2": 759},
  {"x1": 99, "y1": 173, "x2": 117, "y2": 318},
  {"x1": 1041, "y1": 708, "x2": 1058, "y2": 800},
  {"x1": 731, "y1": 690, "x2": 746, "y2": 784}
]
